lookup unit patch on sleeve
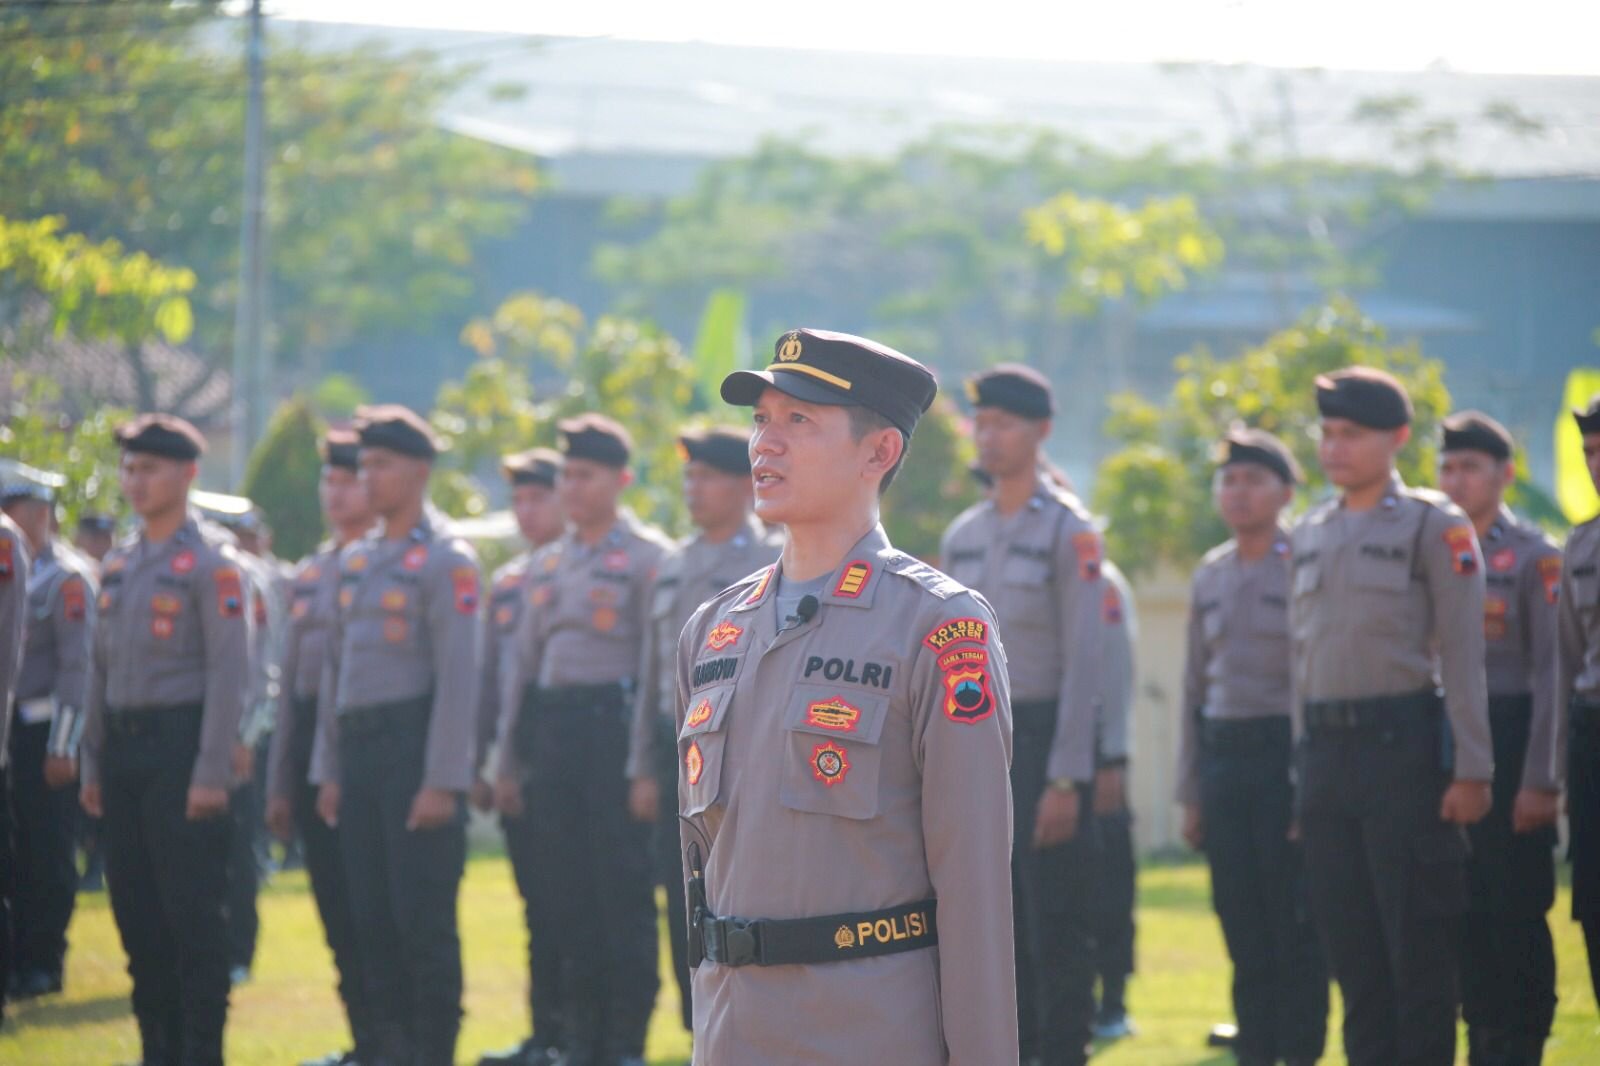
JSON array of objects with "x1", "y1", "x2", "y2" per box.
[
  {"x1": 1072, "y1": 531, "x2": 1103, "y2": 581},
  {"x1": 922, "y1": 617, "x2": 989, "y2": 653},
  {"x1": 943, "y1": 665, "x2": 996, "y2": 724},
  {"x1": 1443, "y1": 526, "x2": 1479, "y2": 576},
  {"x1": 452, "y1": 567, "x2": 480, "y2": 614},
  {"x1": 1538, "y1": 556, "x2": 1562, "y2": 605},
  {"x1": 214, "y1": 567, "x2": 244, "y2": 618}
]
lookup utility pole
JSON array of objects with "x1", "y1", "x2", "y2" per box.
[{"x1": 230, "y1": 0, "x2": 266, "y2": 486}]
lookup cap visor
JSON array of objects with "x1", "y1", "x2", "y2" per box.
[{"x1": 720, "y1": 368, "x2": 859, "y2": 409}]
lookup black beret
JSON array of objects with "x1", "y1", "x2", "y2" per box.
[
  {"x1": 678, "y1": 426, "x2": 752, "y2": 477},
  {"x1": 965, "y1": 363, "x2": 1054, "y2": 419},
  {"x1": 1574, "y1": 392, "x2": 1600, "y2": 436},
  {"x1": 501, "y1": 447, "x2": 563, "y2": 487},
  {"x1": 115, "y1": 413, "x2": 207, "y2": 461},
  {"x1": 353, "y1": 404, "x2": 439, "y2": 460},
  {"x1": 558, "y1": 413, "x2": 632, "y2": 468},
  {"x1": 1218, "y1": 426, "x2": 1302, "y2": 484},
  {"x1": 1314, "y1": 367, "x2": 1412, "y2": 430},
  {"x1": 76, "y1": 512, "x2": 116, "y2": 535},
  {"x1": 320, "y1": 428, "x2": 361, "y2": 471},
  {"x1": 1440, "y1": 410, "x2": 1513, "y2": 462},
  {"x1": 721, "y1": 328, "x2": 937, "y2": 438}
]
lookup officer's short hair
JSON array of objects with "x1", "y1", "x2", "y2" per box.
[{"x1": 847, "y1": 406, "x2": 906, "y2": 495}]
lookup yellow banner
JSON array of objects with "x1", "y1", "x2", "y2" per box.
[{"x1": 1557, "y1": 368, "x2": 1600, "y2": 523}]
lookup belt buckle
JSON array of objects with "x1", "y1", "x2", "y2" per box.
[{"x1": 723, "y1": 918, "x2": 758, "y2": 967}]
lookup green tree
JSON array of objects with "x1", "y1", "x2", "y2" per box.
[
  {"x1": 883, "y1": 397, "x2": 977, "y2": 561},
  {"x1": 239, "y1": 395, "x2": 325, "y2": 560},
  {"x1": 0, "y1": 372, "x2": 130, "y2": 530},
  {"x1": 0, "y1": 2, "x2": 538, "y2": 408},
  {"x1": 1094, "y1": 298, "x2": 1452, "y2": 575}
]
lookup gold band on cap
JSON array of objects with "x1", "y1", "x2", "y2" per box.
[{"x1": 770, "y1": 363, "x2": 852, "y2": 391}]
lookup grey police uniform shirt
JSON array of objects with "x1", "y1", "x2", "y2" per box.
[
  {"x1": 309, "y1": 506, "x2": 482, "y2": 794},
  {"x1": 628, "y1": 514, "x2": 781, "y2": 781},
  {"x1": 1288, "y1": 474, "x2": 1493, "y2": 781},
  {"x1": 477, "y1": 550, "x2": 536, "y2": 781},
  {"x1": 494, "y1": 509, "x2": 672, "y2": 782},
  {"x1": 1175, "y1": 531, "x2": 1293, "y2": 806},
  {"x1": 1479, "y1": 507, "x2": 1562, "y2": 791},
  {"x1": 264, "y1": 542, "x2": 342, "y2": 804},
  {"x1": 1558, "y1": 515, "x2": 1600, "y2": 772},
  {"x1": 15, "y1": 539, "x2": 96, "y2": 757},
  {"x1": 0, "y1": 513, "x2": 31, "y2": 763},
  {"x1": 675, "y1": 524, "x2": 1018, "y2": 1065},
  {"x1": 1097, "y1": 559, "x2": 1136, "y2": 767},
  {"x1": 82, "y1": 511, "x2": 254, "y2": 792},
  {"x1": 940, "y1": 474, "x2": 1107, "y2": 783}
]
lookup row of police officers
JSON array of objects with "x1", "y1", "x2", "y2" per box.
[{"x1": 2, "y1": 330, "x2": 1600, "y2": 1066}]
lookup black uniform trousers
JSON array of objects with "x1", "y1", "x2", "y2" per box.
[
  {"x1": 516, "y1": 683, "x2": 659, "y2": 1064},
  {"x1": 287, "y1": 696, "x2": 371, "y2": 1053},
  {"x1": 1011, "y1": 700, "x2": 1098, "y2": 1066},
  {"x1": 1460, "y1": 695, "x2": 1557, "y2": 1061},
  {"x1": 337, "y1": 696, "x2": 466, "y2": 1066},
  {"x1": 1567, "y1": 696, "x2": 1600, "y2": 1004},
  {"x1": 8, "y1": 717, "x2": 79, "y2": 984},
  {"x1": 0, "y1": 756, "x2": 13, "y2": 1025},
  {"x1": 101, "y1": 705, "x2": 231, "y2": 1066},
  {"x1": 225, "y1": 772, "x2": 260, "y2": 974},
  {"x1": 501, "y1": 800, "x2": 567, "y2": 1052},
  {"x1": 653, "y1": 715, "x2": 693, "y2": 1032},
  {"x1": 1200, "y1": 715, "x2": 1327, "y2": 1065},
  {"x1": 1090, "y1": 802, "x2": 1136, "y2": 1019},
  {"x1": 1299, "y1": 693, "x2": 1467, "y2": 1066}
]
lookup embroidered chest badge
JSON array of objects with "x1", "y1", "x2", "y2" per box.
[
  {"x1": 706, "y1": 620, "x2": 743, "y2": 651},
  {"x1": 811, "y1": 741, "x2": 851, "y2": 786}
]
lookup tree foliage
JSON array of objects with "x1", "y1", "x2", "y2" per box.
[
  {"x1": 0, "y1": 1, "x2": 538, "y2": 408},
  {"x1": 239, "y1": 394, "x2": 324, "y2": 561},
  {"x1": 0, "y1": 372, "x2": 129, "y2": 530},
  {"x1": 1094, "y1": 299, "x2": 1453, "y2": 575}
]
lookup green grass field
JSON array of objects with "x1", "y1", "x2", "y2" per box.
[{"x1": 3, "y1": 854, "x2": 1597, "y2": 1064}]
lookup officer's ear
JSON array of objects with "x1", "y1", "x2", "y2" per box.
[
  {"x1": 1031, "y1": 417, "x2": 1053, "y2": 445},
  {"x1": 862, "y1": 425, "x2": 904, "y2": 482},
  {"x1": 618, "y1": 467, "x2": 635, "y2": 490},
  {"x1": 1390, "y1": 424, "x2": 1412, "y2": 453}
]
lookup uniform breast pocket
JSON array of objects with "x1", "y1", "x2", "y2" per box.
[
  {"x1": 679, "y1": 685, "x2": 735, "y2": 816},
  {"x1": 778, "y1": 684, "x2": 891, "y2": 821},
  {"x1": 1574, "y1": 575, "x2": 1600, "y2": 620},
  {"x1": 1001, "y1": 554, "x2": 1054, "y2": 629},
  {"x1": 1250, "y1": 596, "x2": 1290, "y2": 639}
]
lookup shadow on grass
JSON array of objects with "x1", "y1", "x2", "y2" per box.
[{"x1": 5, "y1": 991, "x2": 129, "y2": 1031}]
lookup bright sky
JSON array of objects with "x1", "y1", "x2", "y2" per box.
[{"x1": 266, "y1": 0, "x2": 1600, "y2": 76}]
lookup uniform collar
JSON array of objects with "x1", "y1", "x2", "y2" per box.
[
  {"x1": 1339, "y1": 472, "x2": 1406, "y2": 520},
  {"x1": 696, "y1": 513, "x2": 765, "y2": 552},
  {"x1": 728, "y1": 524, "x2": 894, "y2": 614},
  {"x1": 1486, "y1": 505, "x2": 1517, "y2": 542}
]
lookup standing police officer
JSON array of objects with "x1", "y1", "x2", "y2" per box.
[
  {"x1": 1090, "y1": 558, "x2": 1138, "y2": 1041},
  {"x1": 80, "y1": 414, "x2": 253, "y2": 1066},
  {"x1": 1177, "y1": 428, "x2": 1327, "y2": 1066},
  {"x1": 0, "y1": 487, "x2": 30, "y2": 1027},
  {"x1": 627, "y1": 425, "x2": 781, "y2": 1035},
  {"x1": 264, "y1": 429, "x2": 375, "y2": 1066},
  {"x1": 311, "y1": 405, "x2": 482, "y2": 1066},
  {"x1": 1557, "y1": 394, "x2": 1600, "y2": 1004},
  {"x1": 940, "y1": 363, "x2": 1105, "y2": 1066},
  {"x1": 1437, "y1": 411, "x2": 1562, "y2": 1066},
  {"x1": 476, "y1": 447, "x2": 569, "y2": 1066},
  {"x1": 677, "y1": 328, "x2": 1018, "y2": 1064},
  {"x1": 2, "y1": 461, "x2": 94, "y2": 1001},
  {"x1": 1292, "y1": 369, "x2": 1493, "y2": 1066},
  {"x1": 494, "y1": 415, "x2": 671, "y2": 1066}
]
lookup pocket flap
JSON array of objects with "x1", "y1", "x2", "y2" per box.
[
  {"x1": 680, "y1": 685, "x2": 735, "y2": 739},
  {"x1": 783, "y1": 684, "x2": 891, "y2": 745}
]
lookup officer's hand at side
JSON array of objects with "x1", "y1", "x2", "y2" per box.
[
  {"x1": 80, "y1": 781, "x2": 103, "y2": 818},
  {"x1": 1512, "y1": 788, "x2": 1560, "y2": 834},
  {"x1": 628, "y1": 776, "x2": 660, "y2": 824},
  {"x1": 232, "y1": 742, "x2": 254, "y2": 783},
  {"x1": 1033, "y1": 784, "x2": 1080, "y2": 848},
  {"x1": 317, "y1": 782, "x2": 340, "y2": 828},
  {"x1": 1093, "y1": 766, "x2": 1126, "y2": 816},
  {"x1": 1439, "y1": 779, "x2": 1492, "y2": 825},
  {"x1": 186, "y1": 785, "x2": 230, "y2": 821},
  {"x1": 407, "y1": 787, "x2": 457, "y2": 831},
  {"x1": 469, "y1": 779, "x2": 495, "y2": 814},
  {"x1": 494, "y1": 776, "x2": 524, "y2": 818},
  {"x1": 1181, "y1": 804, "x2": 1205, "y2": 850},
  {"x1": 44, "y1": 755, "x2": 78, "y2": 790},
  {"x1": 266, "y1": 796, "x2": 293, "y2": 842}
]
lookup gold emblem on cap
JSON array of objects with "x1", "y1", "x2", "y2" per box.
[
  {"x1": 834, "y1": 925, "x2": 857, "y2": 949},
  {"x1": 777, "y1": 332, "x2": 804, "y2": 362}
]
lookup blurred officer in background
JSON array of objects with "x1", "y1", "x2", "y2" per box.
[
  {"x1": 1178, "y1": 428, "x2": 1326, "y2": 1066},
  {"x1": 310, "y1": 405, "x2": 482, "y2": 1066},
  {"x1": 627, "y1": 425, "x2": 780, "y2": 1035},
  {"x1": 80, "y1": 414, "x2": 253, "y2": 1066},
  {"x1": 477, "y1": 447, "x2": 570, "y2": 1066},
  {"x1": 0, "y1": 478, "x2": 30, "y2": 1027},
  {"x1": 1292, "y1": 369, "x2": 1491, "y2": 1066},
  {"x1": 1090, "y1": 558, "x2": 1138, "y2": 1042},
  {"x1": 2, "y1": 461, "x2": 94, "y2": 1002}
]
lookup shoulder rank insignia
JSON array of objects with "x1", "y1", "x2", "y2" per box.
[{"x1": 833, "y1": 560, "x2": 871, "y2": 598}]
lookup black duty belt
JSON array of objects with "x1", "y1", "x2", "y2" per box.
[
  {"x1": 104, "y1": 703, "x2": 203, "y2": 740},
  {"x1": 1572, "y1": 695, "x2": 1600, "y2": 732},
  {"x1": 1201, "y1": 715, "x2": 1291, "y2": 753},
  {"x1": 698, "y1": 898, "x2": 938, "y2": 967},
  {"x1": 337, "y1": 694, "x2": 431, "y2": 739},
  {"x1": 527, "y1": 681, "x2": 628, "y2": 710},
  {"x1": 1303, "y1": 689, "x2": 1440, "y2": 732},
  {"x1": 1488, "y1": 693, "x2": 1533, "y2": 718}
]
